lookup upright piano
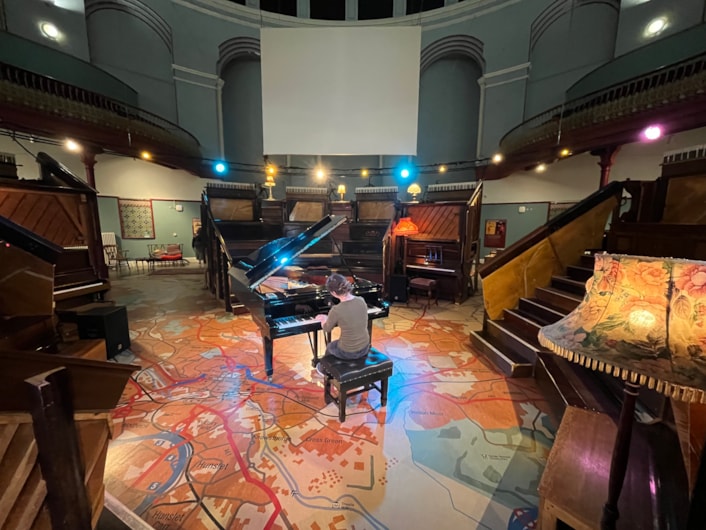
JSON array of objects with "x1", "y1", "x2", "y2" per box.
[
  {"x1": 228, "y1": 215, "x2": 389, "y2": 380},
  {"x1": 0, "y1": 152, "x2": 109, "y2": 310},
  {"x1": 402, "y1": 181, "x2": 482, "y2": 303}
]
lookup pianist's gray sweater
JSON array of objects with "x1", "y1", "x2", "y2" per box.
[{"x1": 322, "y1": 296, "x2": 370, "y2": 357}]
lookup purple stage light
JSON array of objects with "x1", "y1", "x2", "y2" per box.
[{"x1": 642, "y1": 125, "x2": 662, "y2": 141}]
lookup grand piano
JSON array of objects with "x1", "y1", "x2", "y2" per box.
[{"x1": 228, "y1": 215, "x2": 389, "y2": 380}]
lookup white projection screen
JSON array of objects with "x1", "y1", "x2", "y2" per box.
[{"x1": 260, "y1": 26, "x2": 421, "y2": 156}]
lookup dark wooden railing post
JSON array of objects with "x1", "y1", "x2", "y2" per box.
[{"x1": 80, "y1": 146, "x2": 101, "y2": 190}]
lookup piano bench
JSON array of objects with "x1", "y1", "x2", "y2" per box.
[
  {"x1": 408, "y1": 277, "x2": 438, "y2": 307},
  {"x1": 319, "y1": 348, "x2": 393, "y2": 422}
]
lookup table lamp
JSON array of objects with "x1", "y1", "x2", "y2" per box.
[
  {"x1": 264, "y1": 174, "x2": 276, "y2": 201},
  {"x1": 394, "y1": 217, "x2": 419, "y2": 236},
  {"x1": 538, "y1": 253, "x2": 706, "y2": 530},
  {"x1": 407, "y1": 183, "x2": 422, "y2": 202},
  {"x1": 337, "y1": 184, "x2": 346, "y2": 201}
]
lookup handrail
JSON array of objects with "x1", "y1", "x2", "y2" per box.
[
  {"x1": 478, "y1": 180, "x2": 623, "y2": 278},
  {"x1": 0, "y1": 61, "x2": 200, "y2": 150},
  {"x1": 501, "y1": 52, "x2": 706, "y2": 153}
]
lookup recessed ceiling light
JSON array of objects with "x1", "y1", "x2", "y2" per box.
[
  {"x1": 64, "y1": 139, "x2": 81, "y2": 152},
  {"x1": 40, "y1": 22, "x2": 60, "y2": 40},
  {"x1": 644, "y1": 17, "x2": 667, "y2": 37}
]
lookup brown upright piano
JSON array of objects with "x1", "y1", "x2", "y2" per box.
[
  {"x1": 402, "y1": 181, "x2": 482, "y2": 303},
  {"x1": 0, "y1": 152, "x2": 110, "y2": 310}
]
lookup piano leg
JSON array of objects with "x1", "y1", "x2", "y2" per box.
[
  {"x1": 311, "y1": 331, "x2": 320, "y2": 368},
  {"x1": 264, "y1": 337, "x2": 274, "y2": 381}
]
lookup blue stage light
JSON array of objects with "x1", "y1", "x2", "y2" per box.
[
  {"x1": 400, "y1": 168, "x2": 410, "y2": 178},
  {"x1": 213, "y1": 161, "x2": 228, "y2": 175}
]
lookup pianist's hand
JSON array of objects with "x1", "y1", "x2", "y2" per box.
[{"x1": 314, "y1": 314, "x2": 327, "y2": 325}]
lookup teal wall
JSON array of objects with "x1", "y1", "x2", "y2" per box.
[
  {"x1": 479, "y1": 202, "x2": 549, "y2": 259},
  {"x1": 0, "y1": 31, "x2": 139, "y2": 106},
  {"x1": 98, "y1": 197, "x2": 201, "y2": 259}
]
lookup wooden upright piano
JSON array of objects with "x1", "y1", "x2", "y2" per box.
[
  {"x1": 402, "y1": 181, "x2": 482, "y2": 303},
  {"x1": 0, "y1": 152, "x2": 110, "y2": 311},
  {"x1": 0, "y1": 212, "x2": 138, "y2": 529}
]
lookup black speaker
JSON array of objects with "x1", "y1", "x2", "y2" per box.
[
  {"x1": 389, "y1": 275, "x2": 408, "y2": 303},
  {"x1": 75, "y1": 305, "x2": 131, "y2": 359}
]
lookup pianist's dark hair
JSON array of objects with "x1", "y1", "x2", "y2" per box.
[{"x1": 326, "y1": 273, "x2": 352, "y2": 296}]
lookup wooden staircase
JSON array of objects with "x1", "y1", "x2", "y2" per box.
[{"x1": 471, "y1": 253, "x2": 627, "y2": 420}]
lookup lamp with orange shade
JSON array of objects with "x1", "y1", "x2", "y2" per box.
[{"x1": 394, "y1": 217, "x2": 419, "y2": 236}]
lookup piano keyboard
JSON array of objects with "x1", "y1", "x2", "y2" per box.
[
  {"x1": 426, "y1": 181, "x2": 476, "y2": 193},
  {"x1": 274, "y1": 306, "x2": 386, "y2": 330},
  {"x1": 285, "y1": 186, "x2": 329, "y2": 195},
  {"x1": 355, "y1": 186, "x2": 398, "y2": 194},
  {"x1": 406, "y1": 264, "x2": 456, "y2": 275}
]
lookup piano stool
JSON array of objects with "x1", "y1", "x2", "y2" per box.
[
  {"x1": 318, "y1": 348, "x2": 393, "y2": 422},
  {"x1": 408, "y1": 277, "x2": 438, "y2": 307}
]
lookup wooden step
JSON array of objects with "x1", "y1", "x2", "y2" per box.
[
  {"x1": 0, "y1": 422, "x2": 38, "y2": 529},
  {"x1": 566, "y1": 264, "x2": 593, "y2": 282},
  {"x1": 518, "y1": 298, "x2": 566, "y2": 324},
  {"x1": 469, "y1": 331, "x2": 534, "y2": 378},
  {"x1": 534, "y1": 287, "x2": 583, "y2": 313},
  {"x1": 551, "y1": 275, "x2": 587, "y2": 296},
  {"x1": 579, "y1": 253, "x2": 598, "y2": 268},
  {"x1": 486, "y1": 319, "x2": 541, "y2": 364},
  {"x1": 2, "y1": 463, "x2": 46, "y2": 530},
  {"x1": 503, "y1": 308, "x2": 543, "y2": 343}
]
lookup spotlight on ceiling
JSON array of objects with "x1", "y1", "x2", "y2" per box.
[
  {"x1": 40, "y1": 22, "x2": 60, "y2": 40},
  {"x1": 644, "y1": 17, "x2": 668, "y2": 37},
  {"x1": 140, "y1": 151, "x2": 152, "y2": 160},
  {"x1": 559, "y1": 148, "x2": 572, "y2": 158},
  {"x1": 535, "y1": 163, "x2": 547, "y2": 173},
  {"x1": 361, "y1": 168, "x2": 369, "y2": 178},
  {"x1": 492, "y1": 153, "x2": 503, "y2": 164},
  {"x1": 64, "y1": 139, "x2": 81, "y2": 152}
]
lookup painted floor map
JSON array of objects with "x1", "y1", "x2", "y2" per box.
[{"x1": 105, "y1": 273, "x2": 553, "y2": 530}]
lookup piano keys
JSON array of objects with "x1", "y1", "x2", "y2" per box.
[{"x1": 229, "y1": 215, "x2": 389, "y2": 380}]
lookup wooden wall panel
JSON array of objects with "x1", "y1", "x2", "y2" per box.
[
  {"x1": 209, "y1": 198, "x2": 254, "y2": 221},
  {"x1": 407, "y1": 204, "x2": 462, "y2": 240},
  {"x1": 358, "y1": 201, "x2": 395, "y2": 221},
  {"x1": 662, "y1": 175, "x2": 706, "y2": 224}
]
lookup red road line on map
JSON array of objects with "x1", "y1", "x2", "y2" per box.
[
  {"x1": 194, "y1": 319, "x2": 239, "y2": 370},
  {"x1": 197, "y1": 404, "x2": 282, "y2": 529}
]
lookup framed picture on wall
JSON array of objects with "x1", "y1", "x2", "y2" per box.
[
  {"x1": 118, "y1": 199, "x2": 155, "y2": 239},
  {"x1": 484, "y1": 219, "x2": 507, "y2": 248},
  {"x1": 192, "y1": 218, "x2": 202, "y2": 237}
]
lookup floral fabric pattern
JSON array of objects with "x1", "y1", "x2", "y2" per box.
[{"x1": 538, "y1": 253, "x2": 706, "y2": 403}]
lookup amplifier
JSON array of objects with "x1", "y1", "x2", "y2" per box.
[
  {"x1": 389, "y1": 275, "x2": 408, "y2": 303},
  {"x1": 75, "y1": 305, "x2": 131, "y2": 359}
]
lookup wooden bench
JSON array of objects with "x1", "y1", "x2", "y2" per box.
[
  {"x1": 318, "y1": 348, "x2": 393, "y2": 422},
  {"x1": 408, "y1": 277, "x2": 438, "y2": 307}
]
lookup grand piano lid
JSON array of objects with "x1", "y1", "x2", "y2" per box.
[{"x1": 229, "y1": 214, "x2": 347, "y2": 290}]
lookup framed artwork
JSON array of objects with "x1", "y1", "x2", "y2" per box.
[
  {"x1": 192, "y1": 218, "x2": 202, "y2": 237},
  {"x1": 119, "y1": 199, "x2": 155, "y2": 239},
  {"x1": 548, "y1": 202, "x2": 577, "y2": 220},
  {"x1": 484, "y1": 219, "x2": 507, "y2": 248}
]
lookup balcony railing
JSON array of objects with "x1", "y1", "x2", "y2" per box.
[
  {"x1": 0, "y1": 61, "x2": 200, "y2": 157},
  {"x1": 501, "y1": 52, "x2": 706, "y2": 154}
]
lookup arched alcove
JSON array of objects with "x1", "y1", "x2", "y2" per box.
[
  {"x1": 219, "y1": 37, "x2": 265, "y2": 181},
  {"x1": 524, "y1": 0, "x2": 620, "y2": 118},
  {"x1": 417, "y1": 35, "x2": 484, "y2": 181},
  {"x1": 85, "y1": 0, "x2": 177, "y2": 121}
]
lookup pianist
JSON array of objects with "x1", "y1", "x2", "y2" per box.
[{"x1": 314, "y1": 273, "x2": 371, "y2": 370}]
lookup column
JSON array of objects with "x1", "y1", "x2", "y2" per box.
[
  {"x1": 393, "y1": 0, "x2": 406, "y2": 17},
  {"x1": 297, "y1": 0, "x2": 310, "y2": 18},
  {"x1": 592, "y1": 146, "x2": 621, "y2": 189},
  {"x1": 81, "y1": 147, "x2": 101, "y2": 189},
  {"x1": 346, "y1": 0, "x2": 357, "y2": 20}
]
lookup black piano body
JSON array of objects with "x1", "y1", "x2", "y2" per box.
[{"x1": 229, "y1": 215, "x2": 389, "y2": 379}]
